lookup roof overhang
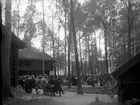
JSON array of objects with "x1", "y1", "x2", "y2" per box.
[
  {"x1": 19, "y1": 58, "x2": 55, "y2": 62},
  {"x1": 112, "y1": 52, "x2": 140, "y2": 79},
  {"x1": 18, "y1": 50, "x2": 55, "y2": 62},
  {"x1": 11, "y1": 32, "x2": 26, "y2": 49}
]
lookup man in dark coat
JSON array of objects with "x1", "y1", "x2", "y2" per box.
[
  {"x1": 18, "y1": 76, "x2": 24, "y2": 89},
  {"x1": 53, "y1": 78, "x2": 65, "y2": 96},
  {"x1": 24, "y1": 75, "x2": 33, "y2": 93},
  {"x1": 30, "y1": 75, "x2": 36, "y2": 89}
]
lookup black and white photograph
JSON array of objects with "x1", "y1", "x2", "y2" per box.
[{"x1": 1, "y1": 0, "x2": 140, "y2": 105}]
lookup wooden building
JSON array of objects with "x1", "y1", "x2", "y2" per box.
[
  {"x1": 2, "y1": 25, "x2": 26, "y2": 87},
  {"x1": 18, "y1": 50, "x2": 55, "y2": 76},
  {"x1": 10, "y1": 34, "x2": 26, "y2": 87},
  {"x1": 112, "y1": 52, "x2": 140, "y2": 104}
]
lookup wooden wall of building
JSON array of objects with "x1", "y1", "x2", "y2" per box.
[
  {"x1": 10, "y1": 43, "x2": 19, "y2": 87},
  {"x1": 18, "y1": 59, "x2": 53, "y2": 76}
]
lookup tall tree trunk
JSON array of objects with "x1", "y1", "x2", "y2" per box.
[
  {"x1": 94, "y1": 33, "x2": 99, "y2": 76},
  {"x1": 2, "y1": 0, "x2": 13, "y2": 100},
  {"x1": 68, "y1": 12, "x2": 71, "y2": 88},
  {"x1": 87, "y1": 35, "x2": 93, "y2": 76},
  {"x1": 64, "y1": 0, "x2": 67, "y2": 77},
  {"x1": 57, "y1": 24, "x2": 60, "y2": 75},
  {"x1": 91, "y1": 42, "x2": 95, "y2": 75},
  {"x1": 42, "y1": 0, "x2": 45, "y2": 75},
  {"x1": 28, "y1": 0, "x2": 33, "y2": 48},
  {"x1": 17, "y1": 0, "x2": 20, "y2": 37},
  {"x1": 84, "y1": 42, "x2": 88, "y2": 75},
  {"x1": 70, "y1": 0, "x2": 83, "y2": 94},
  {"x1": 84, "y1": 55, "x2": 87, "y2": 75},
  {"x1": 78, "y1": 32, "x2": 83, "y2": 76},
  {"x1": 127, "y1": 0, "x2": 132, "y2": 60},
  {"x1": 104, "y1": 29, "x2": 108, "y2": 74},
  {"x1": 52, "y1": 14, "x2": 56, "y2": 77}
]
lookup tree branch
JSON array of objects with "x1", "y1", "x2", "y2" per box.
[
  {"x1": 121, "y1": 0, "x2": 128, "y2": 8},
  {"x1": 56, "y1": 12, "x2": 65, "y2": 29}
]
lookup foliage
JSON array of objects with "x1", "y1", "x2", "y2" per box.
[
  {"x1": 11, "y1": 10, "x2": 20, "y2": 34},
  {"x1": 10, "y1": 0, "x2": 140, "y2": 77},
  {"x1": 55, "y1": 53, "x2": 65, "y2": 69},
  {"x1": 20, "y1": 0, "x2": 38, "y2": 47}
]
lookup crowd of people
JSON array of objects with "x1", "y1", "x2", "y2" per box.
[
  {"x1": 18, "y1": 74, "x2": 115, "y2": 96},
  {"x1": 18, "y1": 74, "x2": 65, "y2": 96}
]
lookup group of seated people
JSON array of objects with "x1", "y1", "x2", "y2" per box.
[{"x1": 18, "y1": 74, "x2": 65, "y2": 96}]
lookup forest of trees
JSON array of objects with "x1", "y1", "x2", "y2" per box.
[{"x1": 1, "y1": 0, "x2": 140, "y2": 97}]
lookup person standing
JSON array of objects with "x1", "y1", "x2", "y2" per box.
[
  {"x1": 41, "y1": 75, "x2": 48, "y2": 95},
  {"x1": 35, "y1": 76, "x2": 40, "y2": 94},
  {"x1": 24, "y1": 75, "x2": 32, "y2": 93}
]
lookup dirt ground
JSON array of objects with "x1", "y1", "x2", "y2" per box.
[
  {"x1": 62, "y1": 85, "x2": 117, "y2": 94},
  {"x1": 3, "y1": 98, "x2": 118, "y2": 105},
  {"x1": 3, "y1": 96, "x2": 118, "y2": 105},
  {"x1": 2, "y1": 86, "x2": 118, "y2": 105}
]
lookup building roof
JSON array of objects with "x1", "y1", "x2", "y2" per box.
[
  {"x1": 18, "y1": 50, "x2": 55, "y2": 62},
  {"x1": 11, "y1": 32, "x2": 26, "y2": 49},
  {"x1": 2, "y1": 24, "x2": 26, "y2": 49},
  {"x1": 112, "y1": 52, "x2": 140, "y2": 79}
]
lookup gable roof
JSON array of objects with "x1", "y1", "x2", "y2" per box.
[
  {"x1": 2, "y1": 24, "x2": 26, "y2": 49},
  {"x1": 112, "y1": 52, "x2": 140, "y2": 79},
  {"x1": 18, "y1": 50, "x2": 55, "y2": 62}
]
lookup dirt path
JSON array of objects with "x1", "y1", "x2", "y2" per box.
[
  {"x1": 3, "y1": 92, "x2": 118, "y2": 105},
  {"x1": 3, "y1": 88, "x2": 118, "y2": 105}
]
